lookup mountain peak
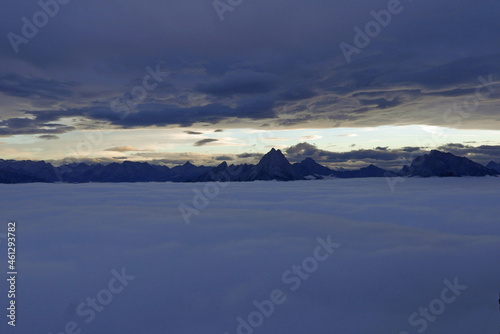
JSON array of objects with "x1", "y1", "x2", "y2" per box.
[
  {"x1": 248, "y1": 148, "x2": 301, "y2": 181},
  {"x1": 293, "y1": 157, "x2": 332, "y2": 176},
  {"x1": 266, "y1": 148, "x2": 282, "y2": 156},
  {"x1": 486, "y1": 161, "x2": 500, "y2": 172},
  {"x1": 429, "y1": 150, "x2": 449, "y2": 156},
  {"x1": 302, "y1": 157, "x2": 316, "y2": 164},
  {"x1": 213, "y1": 161, "x2": 228, "y2": 173},
  {"x1": 400, "y1": 150, "x2": 497, "y2": 177},
  {"x1": 258, "y1": 148, "x2": 288, "y2": 164}
]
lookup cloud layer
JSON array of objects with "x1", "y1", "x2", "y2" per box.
[
  {"x1": 0, "y1": 179, "x2": 499, "y2": 333},
  {"x1": 1, "y1": 0, "x2": 500, "y2": 138}
]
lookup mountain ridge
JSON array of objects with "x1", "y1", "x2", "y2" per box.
[
  {"x1": 0, "y1": 149, "x2": 497, "y2": 184},
  {"x1": 399, "y1": 150, "x2": 498, "y2": 177}
]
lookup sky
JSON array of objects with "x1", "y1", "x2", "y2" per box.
[
  {"x1": 1, "y1": 0, "x2": 500, "y2": 167},
  {"x1": 1, "y1": 179, "x2": 499, "y2": 333}
]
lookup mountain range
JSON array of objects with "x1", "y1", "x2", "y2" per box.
[
  {"x1": 0, "y1": 149, "x2": 498, "y2": 184},
  {"x1": 486, "y1": 161, "x2": 500, "y2": 173}
]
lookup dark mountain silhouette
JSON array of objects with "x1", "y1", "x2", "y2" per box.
[
  {"x1": 0, "y1": 159, "x2": 60, "y2": 183},
  {"x1": 399, "y1": 150, "x2": 498, "y2": 177},
  {"x1": 292, "y1": 157, "x2": 333, "y2": 178},
  {"x1": 0, "y1": 149, "x2": 496, "y2": 184},
  {"x1": 0, "y1": 166, "x2": 47, "y2": 184},
  {"x1": 486, "y1": 161, "x2": 500, "y2": 173},
  {"x1": 168, "y1": 161, "x2": 211, "y2": 182},
  {"x1": 195, "y1": 149, "x2": 396, "y2": 182},
  {"x1": 193, "y1": 162, "x2": 255, "y2": 182},
  {"x1": 246, "y1": 148, "x2": 303, "y2": 181}
]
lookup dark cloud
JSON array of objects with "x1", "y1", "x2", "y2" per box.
[
  {"x1": 0, "y1": 74, "x2": 76, "y2": 101},
  {"x1": 404, "y1": 54, "x2": 500, "y2": 90},
  {"x1": 184, "y1": 131, "x2": 203, "y2": 135},
  {"x1": 25, "y1": 98, "x2": 278, "y2": 130},
  {"x1": 285, "y1": 142, "x2": 426, "y2": 170},
  {"x1": 195, "y1": 71, "x2": 277, "y2": 97},
  {"x1": 359, "y1": 98, "x2": 403, "y2": 109},
  {"x1": 214, "y1": 155, "x2": 234, "y2": 161},
  {"x1": 194, "y1": 138, "x2": 218, "y2": 147},
  {"x1": 237, "y1": 153, "x2": 262, "y2": 159},
  {"x1": 38, "y1": 135, "x2": 59, "y2": 140},
  {"x1": 0, "y1": 117, "x2": 75, "y2": 136},
  {"x1": 0, "y1": 0, "x2": 499, "y2": 137},
  {"x1": 278, "y1": 87, "x2": 318, "y2": 101}
]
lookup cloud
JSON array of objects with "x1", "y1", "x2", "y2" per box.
[
  {"x1": 184, "y1": 131, "x2": 203, "y2": 135},
  {"x1": 0, "y1": 74, "x2": 76, "y2": 102},
  {"x1": 104, "y1": 146, "x2": 150, "y2": 152},
  {"x1": 299, "y1": 135, "x2": 322, "y2": 141},
  {"x1": 0, "y1": 117, "x2": 75, "y2": 136},
  {"x1": 0, "y1": 0, "x2": 499, "y2": 139},
  {"x1": 194, "y1": 138, "x2": 219, "y2": 147},
  {"x1": 195, "y1": 71, "x2": 278, "y2": 97},
  {"x1": 214, "y1": 155, "x2": 234, "y2": 161},
  {"x1": 0, "y1": 180, "x2": 499, "y2": 333},
  {"x1": 38, "y1": 135, "x2": 59, "y2": 140},
  {"x1": 359, "y1": 97, "x2": 403, "y2": 109},
  {"x1": 25, "y1": 99, "x2": 278, "y2": 130},
  {"x1": 285, "y1": 142, "x2": 426, "y2": 170}
]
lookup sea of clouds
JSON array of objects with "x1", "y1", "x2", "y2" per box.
[{"x1": 0, "y1": 178, "x2": 499, "y2": 334}]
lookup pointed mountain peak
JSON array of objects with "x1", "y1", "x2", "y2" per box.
[
  {"x1": 266, "y1": 148, "x2": 284, "y2": 155},
  {"x1": 266, "y1": 148, "x2": 282, "y2": 156},
  {"x1": 212, "y1": 161, "x2": 228, "y2": 173},
  {"x1": 299, "y1": 157, "x2": 323, "y2": 168},
  {"x1": 258, "y1": 148, "x2": 289, "y2": 165},
  {"x1": 362, "y1": 164, "x2": 385, "y2": 172},
  {"x1": 183, "y1": 161, "x2": 195, "y2": 168},
  {"x1": 217, "y1": 161, "x2": 228, "y2": 169}
]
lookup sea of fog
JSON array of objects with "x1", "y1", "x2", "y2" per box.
[{"x1": 0, "y1": 178, "x2": 499, "y2": 334}]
